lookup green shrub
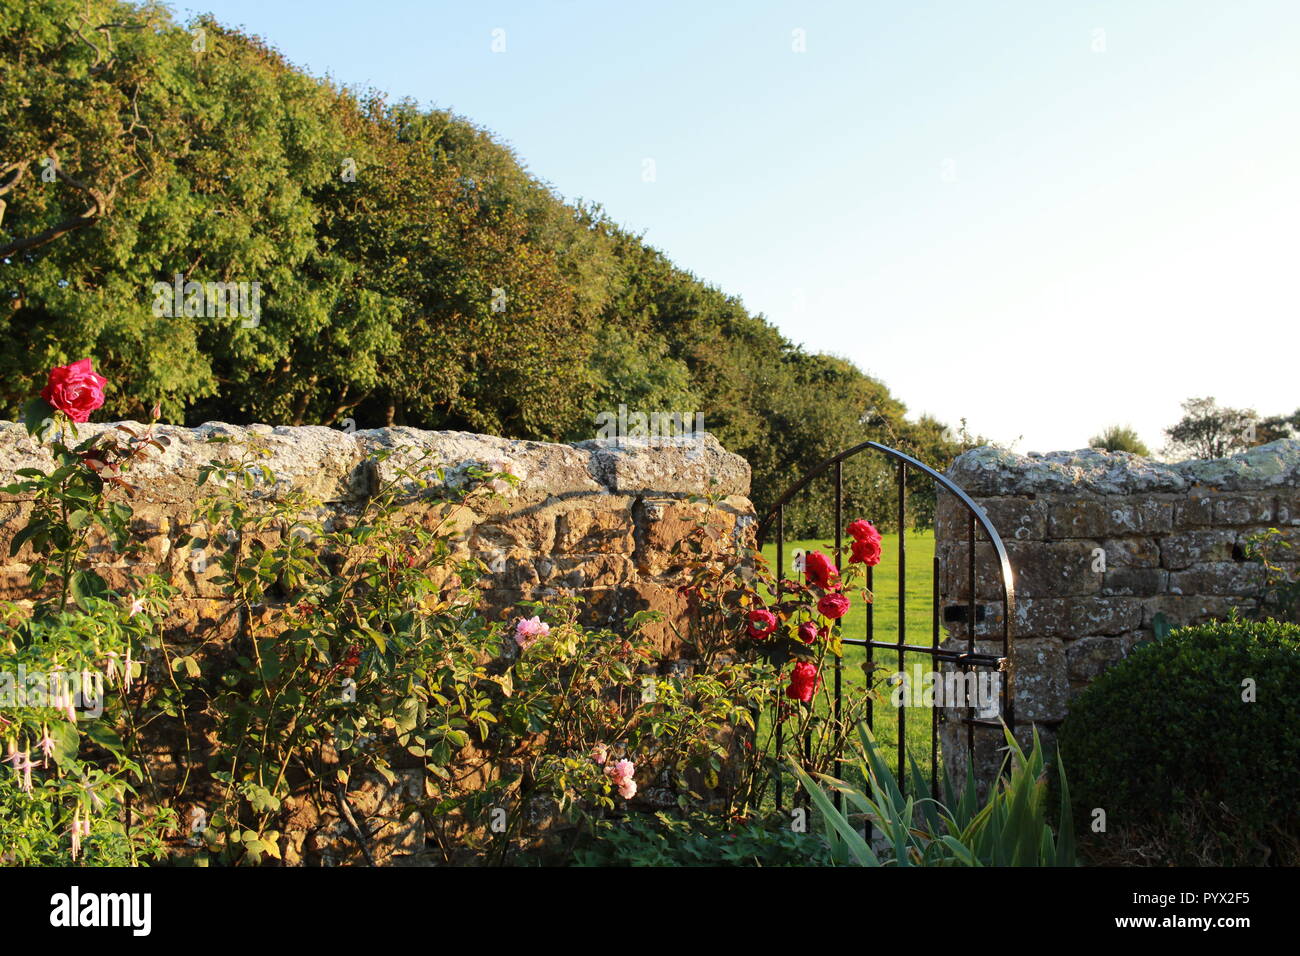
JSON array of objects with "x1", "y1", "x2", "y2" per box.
[{"x1": 1058, "y1": 616, "x2": 1300, "y2": 865}]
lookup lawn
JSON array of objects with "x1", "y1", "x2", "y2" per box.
[{"x1": 759, "y1": 530, "x2": 955, "y2": 795}]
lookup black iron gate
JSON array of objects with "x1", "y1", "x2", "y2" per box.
[{"x1": 757, "y1": 441, "x2": 1016, "y2": 807}]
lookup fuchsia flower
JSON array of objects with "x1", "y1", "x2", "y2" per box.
[
  {"x1": 69, "y1": 809, "x2": 92, "y2": 861},
  {"x1": 514, "y1": 616, "x2": 550, "y2": 649},
  {"x1": 606, "y1": 758, "x2": 637, "y2": 800},
  {"x1": 128, "y1": 595, "x2": 146, "y2": 617},
  {"x1": 37, "y1": 726, "x2": 56, "y2": 765},
  {"x1": 4, "y1": 745, "x2": 34, "y2": 792},
  {"x1": 49, "y1": 675, "x2": 77, "y2": 723}
]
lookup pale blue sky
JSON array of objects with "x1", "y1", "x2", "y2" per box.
[{"x1": 179, "y1": 0, "x2": 1299, "y2": 454}]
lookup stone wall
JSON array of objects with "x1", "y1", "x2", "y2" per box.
[
  {"x1": 935, "y1": 439, "x2": 1300, "y2": 780},
  {"x1": 0, "y1": 421, "x2": 752, "y2": 862},
  {"x1": 0, "y1": 422, "x2": 752, "y2": 651}
]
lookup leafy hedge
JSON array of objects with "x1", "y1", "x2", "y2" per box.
[
  {"x1": 0, "y1": 0, "x2": 962, "y2": 533},
  {"x1": 1058, "y1": 617, "x2": 1300, "y2": 864}
]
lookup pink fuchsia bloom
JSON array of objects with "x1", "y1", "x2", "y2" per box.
[
  {"x1": 128, "y1": 595, "x2": 146, "y2": 617},
  {"x1": 37, "y1": 726, "x2": 56, "y2": 764},
  {"x1": 41, "y1": 359, "x2": 108, "y2": 423},
  {"x1": 817, "y1": 591, "x2": 851, "y2": 620},
  {"x1": 590, "y1": 743, "x2": 609, "y2": 766},
  {"x1": 785, "y1": 661, "x2": 822, "y2": 703},
  {"x1": 49, "y1": 675, "x2": 77, "y2": 724},
  {"x1": 70, "y1": 808, "x2": 92, "y2": 861},
  {"x1": 4, "y1": 747, "x2": 34, "y2": 792},
  {"x1": 745, "y1": 608, "x2": 778, "y2": 640},
  {"x1": 514, "y1": 616, "x2": 550, "y2": 649}
]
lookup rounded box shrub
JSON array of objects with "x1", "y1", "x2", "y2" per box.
[{"x1": 1058, "y1": 616, "x2": 1300, "y2": 865}]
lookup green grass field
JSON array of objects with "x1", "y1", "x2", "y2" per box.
[{"x1": 759, "y1": 530, "x2": 953, "y2": 792}]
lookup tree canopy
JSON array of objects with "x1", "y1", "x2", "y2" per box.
[{"x1": 1, "y1": 0, "x2": 960, "y2": 532}]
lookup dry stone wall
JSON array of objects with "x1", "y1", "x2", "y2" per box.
[
  {"x1": 935, "y1": 439, "x2": 1300, "y2": 780},
  {"x1": 0, "y1": 421, "x2": 753, "y2": 657}
]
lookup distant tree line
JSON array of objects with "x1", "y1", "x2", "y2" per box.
[
  {"x1": 0, "y1": 0, "x2": 963, "y2": 534},
  {"x1": 1090, "y1": 398, "x2": 1299, "y2": 462}
]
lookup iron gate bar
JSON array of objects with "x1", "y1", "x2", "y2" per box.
[
  {"x1": 755, "y1": 440, "x2": 1016, "y2": 807},
  {"x1": 896, "y1": 460, "x2": 906, "y2": 786}
]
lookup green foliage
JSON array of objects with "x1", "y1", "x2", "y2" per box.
[
  {"x1": 1089, "y1": 424, "x2": 1150, "y2": 457},
  {"x1": 1243, "y1": 528, "x2": 1300, "y2": 624},
  {"x1": 570, "y1": 810, "x2": 832, "y2": 867},
  {"x1": 0, "y1": 408, "x2": 179, "y2": 865},
  {"x1": 0, "y1": 403, "x2": 797, "y2": 864},
  {"x1": 1, "y1": 0, "x2": 960, "y2": 526},
  {"x1": 1058, "y1": 616, "x2": 1300, "y2": 865},
  {"x1": 794, "y1": 723, "x2": 1075, "y2": 866}
]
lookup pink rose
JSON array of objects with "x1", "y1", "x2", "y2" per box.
[
  {"x1": 41, "y1": 359, "x2": 107, "y2": 423},
  {"x1": 797, "y1": 621, "x2": 820, "y2": 644},
  {"x1": 745, "y1": 608, "x2": 778, "y2": 640},
  {"x1": 591, "y1": 743, "x2": 609, "y2": 766},
  {"x1": 606, "y1": 758, "x2": 636, "y2": 799},
  {"x1": 514, "y1": 615, "x2": 550, "y2": 649},
  {"x1": 817, "y1": 591, "x2": 850, "y2": 620}
]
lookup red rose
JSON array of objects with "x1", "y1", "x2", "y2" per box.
[
  {"x1": 803, "y1": 550, "x2": 838, "y2": 589},
  {"x1": 817, "y1": 591, "x2": 850, "y2": 620},
  {"x1": 745, "y1": 607, "x2": 778, "y2": 639},
  {"x1": 796, "y1": 620, "x2": 820, "y2": 644},
  {"x1": 847, "y1": 519, "x2": 880, "y2": 543},
  {"x1": 785, "y1": 661, "x2": 821, "y2": 702},
  {"x1": 41, "y1": 359, "x2": 108, "y2": 424},
  {"x1": 847, "y1": 519, "x2": 882, "y2": 566},
  {"x1": 850, "y1": 537, "x2": 882, "y2": 566}
]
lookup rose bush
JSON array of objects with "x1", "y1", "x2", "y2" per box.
[{"x1": 3, "y1": 362, "x2": 794, "y2": 865}]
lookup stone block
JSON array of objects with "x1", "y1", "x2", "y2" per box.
[
  {"x1": 1159, "y1": 530, "x2": 1237, "y2": 570},
  {"x1": 1100, "y1": 567, "x2": 1169, "y2": 596},
  {"x1": 1097, "y1": 536, "x2": 1160, "y2": 569},
  {"x1": 1005, "y1": 539, "x2": 1103, "y2": 597},
  {"x1": 1168, "y1": 561, "x2": 1266, "y2": 596},
  {"x1": 1046, "y1": 497, "x2": 1173, "y2": 539}
]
